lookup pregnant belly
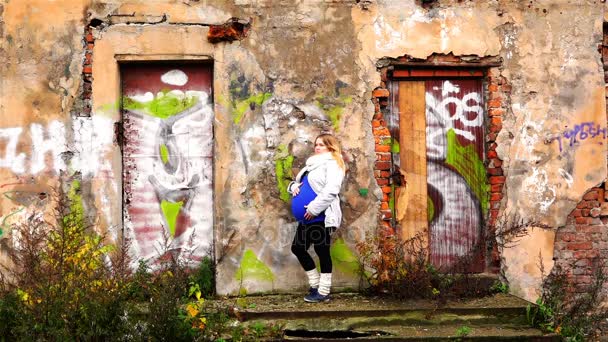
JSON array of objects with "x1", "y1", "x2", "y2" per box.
[{"x1": 291, "y1": 184, "x2": 325, "y2": 223}]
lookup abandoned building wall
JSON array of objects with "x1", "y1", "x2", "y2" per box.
[{"x1": 0, "y1": 0, "x2": 605, "y2": 299}]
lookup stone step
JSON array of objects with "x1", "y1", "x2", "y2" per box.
[
  {"x1": 214, "y1": 293, "x2": 558, "y2": 341},
  {"x1": 231, "y1": 293, "x2": 532, "y2": 324}
]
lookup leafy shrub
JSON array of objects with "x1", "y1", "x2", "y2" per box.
[
  {"x1": 527, "y1": 261, "x2": 608, "y2": 341},
  {"x1": 356, "y1": 227, "x2": 491, "y2": 300},
  {"x1": 0, "y1": 181, "x2": 134, "y2": 340},
  {"x1": 0, "y1": 181, "x2": 281, "y2": 341}
]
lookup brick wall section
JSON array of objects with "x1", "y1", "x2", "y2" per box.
[
  {"x1": 486, "y1": 68, "x2": 509, "y2": 270},
  {"x1": 554, "y1": 186, "x2": 608, "y2": 293},
  {"x1": 81, "y1": 25, "x2": 94, "y2": 117},
  {"x1": 371, "y1": 85, "x2": 394, "y2": 233}
]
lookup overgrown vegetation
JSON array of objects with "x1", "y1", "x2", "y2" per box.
[
  {"x1": 526, "y1": 259, "x2": 608, "y2": 341},
  {"x1": 0, "y1": 183, "x2": 283, "y2": 341},
  {"x1": 356, "y1": 227, "x2": 499, "y2": 301}
]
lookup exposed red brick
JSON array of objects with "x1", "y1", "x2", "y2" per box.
[
  {"x1": 372, "y1": 88, "x2": 390, "y2": 98},
  {"x1": 373, "y1": 127, "x2": 390, "y2": 136},
  {"x1": 381, "y1": 210, "x2": 392, "y2": 220},
  {"x1": 381, "y1": 186, "x2": 392, "y2": 194},
  {"x1": 380, "y1": 171, "x2": 391, "y2": 178},
  {"x1": 376, "y1": 178, "x2": 389, "y2": 186},
  {"x1": 489, "y1": 176, "x2": 506, "y2": 185},
  {"x1": 577, "y1": 225, "x2": 602, "y2": 233},
  {"x1": 501, "y1": 84, "x2": 512, "y2": 93},
  {"x1": 487, "y1": 168, "x2": 503, "y2": 176},
  {"x1": 488, "y1": 84, "x2": 499, "y2": 92},
  {"x1": 570, "y1": 209, "x2": 582, "y2": 217},
  {"x1": 208, "y1": 18, "x2": 250, "y2": 43},
  {"x1": 488, "y1": 99, "x2": 502, "y2": 108},
  {"x1": 85, "y1": 32, "x2": 94, "y2": 43},
  {"x1": 372, "y1": 120, "x2": 382, "y2": 128},
  {"x1": 381, "y1": 202, "x2": 389, "y2": 210},
  {"x1": 83, "y1": 66, "x2": 92, "y2": 74},
  {"x1": 488, "y1": 108, "x2": 504, "y2": 117},
  {"x1": 375, "y1": 145, "x2": 390, "y2": 152},
  {"x1": 375, "y1": 161, "x2": 392, "y2": 170},
  {"x1": 491, "y1": 184, "x2": 503, "y2": 192},
  {"x1": 583, "y1": 190, "x2": 598, "y2": 200},
  {"x1": 376, "y1": 153, "x2": 391, "y2": 161},
  {"x1": 567, "y1": 242, "x2": 592, "y2": 250},
  {"x1": 490, "y1": 158, "x2": 502, "y2": 167},
  {"x1": 490, "y1": 193, "x2": 502, "y2": 201},
  {"x1": 575, "y1": 217, "x2": 587, "y2": 224},
  {"x1": 487, "y1": 151, "x2": 498, "y2": 159},
  {"x1": 489, "y1": 124, "x2": 502, "y2": 133}
]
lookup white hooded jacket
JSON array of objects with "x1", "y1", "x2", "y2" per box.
[{"x1": 287, "y1": 152, "x2": 345, "y2": 228}]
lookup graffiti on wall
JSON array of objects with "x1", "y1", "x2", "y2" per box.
[
  {"x1": 121, "y1": 65, "x2": 214, "y2": 264},
  {"x1": 553, "y1": 121, "x2": 607, "y2": 152},
  {"x1": 425, "y1": 80, "x2": 488, "y2": 271},
  {"x1": 0, "y1": 117, "x2": 115, "y2": 177}
]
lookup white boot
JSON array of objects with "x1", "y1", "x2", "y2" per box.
[
  {"x1": 305, "y1": 269, "x2": 320, "y2": 289},
  {"x1": 318, "y1": 273, "x2": 332, "y2": 296}
]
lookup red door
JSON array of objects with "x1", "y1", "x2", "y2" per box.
[
  {"x1": 394, "y1": 77, "x2": 487, "y2": 272},
  {"x1": 425, "y1": 79, "x2": 487, "y2": 272},
  {"x1": 121, "y1": 63, "x2": 213, "y2": 264}
]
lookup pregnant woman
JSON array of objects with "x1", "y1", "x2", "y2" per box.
[{"x1": 288, "y1": 134, "x2": 345, "y2": 303}]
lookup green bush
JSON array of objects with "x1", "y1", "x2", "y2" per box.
[
  {"x1": 527, "y1": 262, "x2": 608, "y2": 341},
  {"x1": 0, "y1": 182, "x2": 282, "y2": 341}
]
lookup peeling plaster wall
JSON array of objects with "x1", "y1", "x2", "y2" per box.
[{"x1": 0, "y1": 0, "x2": 605, "y2": 299}]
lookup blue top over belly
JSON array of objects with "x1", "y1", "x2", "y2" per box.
[{"x1": 291, "y1": 174, "x2": 325, "y2": 224}]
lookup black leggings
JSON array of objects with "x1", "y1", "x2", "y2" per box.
[{"x1": 291, "y1": 222, "x2": 335, "y2": 273}]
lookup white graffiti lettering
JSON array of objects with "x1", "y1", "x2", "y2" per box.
[
  {"x1": 30, "y1": 122, "x2": 66, "y2": 174},
  {"x1": 425, "y1": 81, "x2": 483, "y2": 160},
  {"x1": 0, "y1": 127, "x2": 26, "y2": 173}
]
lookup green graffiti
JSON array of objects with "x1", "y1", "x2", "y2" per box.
[
  {"x1": 232, "y1": 92, "x2": 272, "y2": 124},
  {"x1": 379, "y1": 137, "x2": 391, "y2": 146},
  {"x1": 358, "y1": 188, "x2": 368, "y2": 197},
  {"x1": 274, "y1": 144, "x2": 294, "y2": 202},
  {"x1": 0, "y1": 207, "x2": 24, "y2": 237},
  {"x1": 159, "y1": 144, "x2": 169, "y2": 164},
  {"x1": 123, "y1": 91, "x2": 198, "y2": 119},
  {"x1": 330, "y1": 238, "x2": 359, "y2": 275},
  {"x1": 235, "y1": 249, "x2": 275, "y2": 282},
  {"x1": 315, "y1": 96, "x2": 352, "y2": 132},
  {"x1": 160, "y1": 200, "x2": 184, "y2": 237},
  {"x1": 326, "y1": 106, "x2": 344, "y2": 131},
  {"x1": 428, "y1": 197, "x2": 435, "y2": 223},
  {"x1": 391, "y1": 139, "x2": 400, "y2": 153},
  {"x1": 445, "y1": 129, "x2": 490, "y2": 214}
]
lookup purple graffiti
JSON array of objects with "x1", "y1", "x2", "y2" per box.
[{"x1": 555, "y1": 122, "x2": 607, "y2": 152}]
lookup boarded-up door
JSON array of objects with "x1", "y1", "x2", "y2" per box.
[
  {"x1": 397, "y1": 78, "x2": 487, "y2": 272},
  {"x1": 121, "y1": 63, "x2": 214, "y2": 263}
]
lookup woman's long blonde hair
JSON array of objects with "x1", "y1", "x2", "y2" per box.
[{"x1": 315, "y1": 134, "x2": 345, "y2": 171}]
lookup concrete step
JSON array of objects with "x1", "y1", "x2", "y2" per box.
[
  {"x1": 231, "y1": 293, "x2": 531, "y2": 325},
  {"x1": 213, "y1": 293, "x2": 558, "y2": 341}
]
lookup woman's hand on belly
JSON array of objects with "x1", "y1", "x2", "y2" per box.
[
  {"x1": 292, "y1": 183, "x2": 301, "y2": 196},
  {"x1": 304, "y1": 206, "x2": 315, "y2": 220}
]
